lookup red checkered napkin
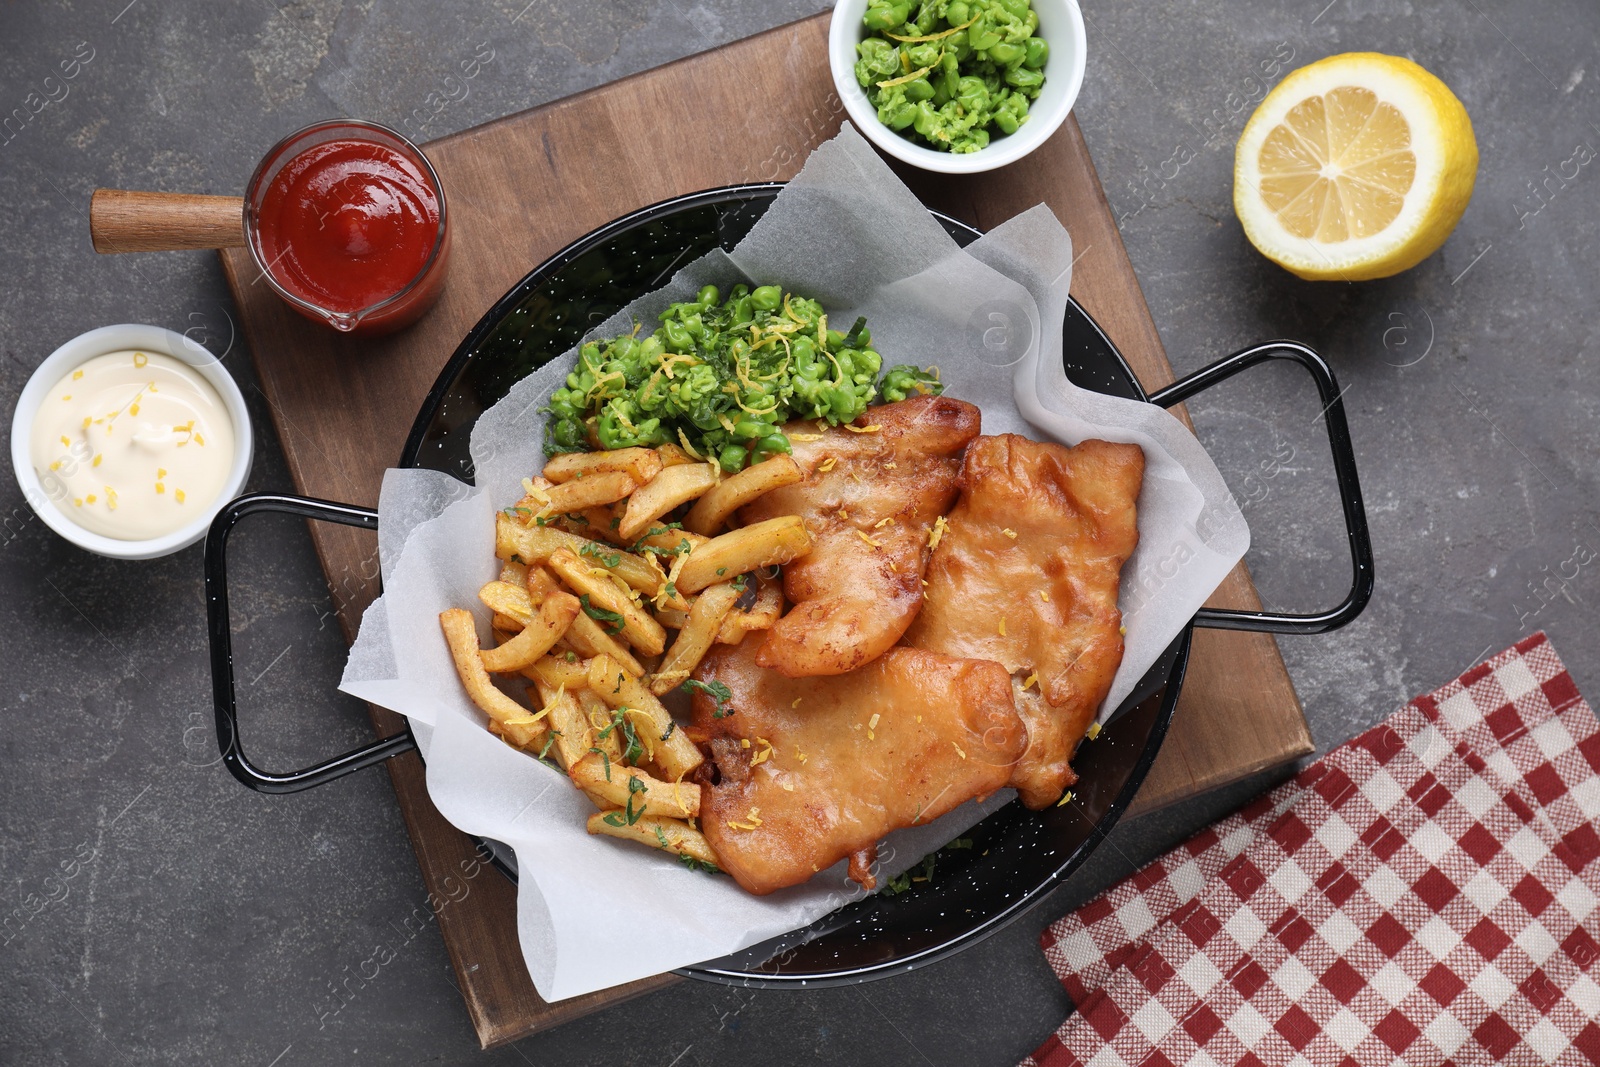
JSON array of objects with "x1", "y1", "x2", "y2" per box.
[
  {"x1": 1046, "y1": 710, "x2": 1600, "y2": 1065},
  {"x1": 1025, "y1": 632, "x2": 1600, "y2": 1067},
  {"x1": 1038, "y1": 633, "x2": 1598, "y2": 1009}
]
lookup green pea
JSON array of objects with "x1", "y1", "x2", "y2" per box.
[
  {"x1": 968, "y1": 25, "x2": 1001, "y2": 51},
  {"x1": 946, "y1": 1, "x2": 970, "y2": 24},
  {"x1": 754, "y1": 433, "x2": 792, "y2": 458},
  {"x1": 696, "y1": 284, "x2": 720, "y2": 307},
  {"x1": 988, "y1": 41, "x2": 1025, "y2": 66},
  {"x1": 994, "y1": 108, "x2": 1019, "y2": 135},
  {"x1": 718, "y1": 444, "x2": 748, "y2": 472},
  {"x1": 1005, "y1": 66, "x2": 1044, "y2": 90},
  {"x1": 662, "y1": 319, "x2": 692, "y2": 351},
  {"x1": 957, "y1": 74, "x2": 988, "y2": 110},
  {"x1": 1024, "y1": 36, "x2": 1048, "y2": 69},
  {"x1": 862, "y1": 3, "x2": 901, "y2": 31},
  {"x1": 886, "y1": 101, "x2": 917, "y2": 129},
  {"x1": 751, "y1": 285, "x2": 782, "y2": 311},
  {"x1": 997, "y1": 0, "x2": 1029, "y2": 16}
]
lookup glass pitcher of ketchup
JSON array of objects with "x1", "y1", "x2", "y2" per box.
[
  {"x1": 246, "y1": 120, "x2": 450, "y2": 335},
  {"x1": 88, "y1": 119, "x2": 450, "y2": 337}
]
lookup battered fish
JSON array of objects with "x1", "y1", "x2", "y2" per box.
[
  {"x1": 739, "y1": 394, "x2": 981, "y2": 677},
  {"x1": 904, "y1": 434, "x2": 1144, "y2": 809},
  {"x1": 688, "y1": 641, "x2": 1025, "y2": 895}
]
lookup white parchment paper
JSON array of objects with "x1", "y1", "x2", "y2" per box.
[{"x1": 339, "y1": 124, "x2": 1249, "y2": 1001}]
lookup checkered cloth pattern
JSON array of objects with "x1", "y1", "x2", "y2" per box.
[{"x1": 1025, "y1": 631, "x2": 1600, "y2": 1067}]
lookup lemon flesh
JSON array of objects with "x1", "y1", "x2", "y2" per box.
[{"x1": 1234, "y1": 53, "x2": 1477, "y2": 281}]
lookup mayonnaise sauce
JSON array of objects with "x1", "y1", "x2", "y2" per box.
[{"x1": 30, "y1": 350, "x2": 236, "y2": 540}]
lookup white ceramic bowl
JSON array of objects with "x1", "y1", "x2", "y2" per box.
[
  {"x1": 9, "y1": 324, "x2": 253, "y2": 560},
  {"x1": 830, "y1": 0, "x2": 1086, "y2": 174}
]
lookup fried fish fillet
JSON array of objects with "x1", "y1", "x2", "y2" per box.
[
  {"x1": 688, "y1": 641, "x2": 1025, "y2": 895},
  {"x1": 738, "y1": 395, "x2": 981, "y2": 677},
  {"x1": 904, "y1": 434, "x2": 1144, "y2": 809}
]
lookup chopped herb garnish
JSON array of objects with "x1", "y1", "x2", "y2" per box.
[
  {"x1": 653, "y1": 825, "x2": 671, "y2": 849},
  {"x1": 564, "y1": 650, "x2": 578, "y2": 663},
  {"x1": 716, "y1": 567, "x2": 727, "y2": 576},
  {"x1": 660, "y1": 721, "x2": 676, "y2": 743},
  {"x1": 631, "y1": 522, "x2": 685, "y2": 553},
  {"x1": 879, "y1": 838, "x2": 973, "y2": 895},
  {"x1": 536, "y1": 729, "x2": 561, "y2": 767},
  {"x1": 600, "y1": 775, "x2": 647, "y2": 827},
  {"x1": 579, "y1": 541, "x2": 623, "y2": 568},
  {"x1": 578, "y1": 594, "x2": 627, "y2": 634},
  {"x1": 563, "y1": 512, "x2": 590, "y2": 525},
  {"x1": 596, "y1": 707, "x2": 646, "y2": 763},
  {"x1": 841, "y1": 315, "x2": 869, "y2": 349},
  {"x1": 534, "y1": 515, "x2": 555, "y2": 527},
  {"x1": 502, "y1": 505, "x2": 534, "y2": 519},
  {"x1": 730, "y1": 573, "x2": 748, "y2": 593},
  {"x1": 678, "y1": 853, "x2": 721, "y2": 875},
  {"x1": 681, "y1": 678, "x2": 733, "y2": 718},
  {"x1": 588, "y1": 746, "x2": 612, "y2": 781},
  {"x1": 610, "y1": 515, "x2": 621, "y2": 530}
]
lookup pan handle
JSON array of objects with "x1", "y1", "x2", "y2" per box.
[
  {"x1": 1148, "y1": 340, "x2": 1373, "y2": 635},
  {"x1": 204, "y1": 492, "x2": 415, "y2": 793}
]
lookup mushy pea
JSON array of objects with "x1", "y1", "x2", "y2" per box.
[
  {"x1": 855, "y1": 0, "x2": 1048, "y2": 154},
  {"x1": 544, "y1": 285, "x2": 942, "y2": 471}
]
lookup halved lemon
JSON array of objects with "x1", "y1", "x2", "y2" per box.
[{"x1": 1234, "y1": 52, "x2": 1477, "y2": 281}]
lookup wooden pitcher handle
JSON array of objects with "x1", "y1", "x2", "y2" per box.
[{"x1": 90, "y1": 189, "x2": 247, "y2": 253}]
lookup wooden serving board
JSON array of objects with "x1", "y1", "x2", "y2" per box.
[{"x1": 218, "y1": 10, "x2": 1311, "y2": 1048}]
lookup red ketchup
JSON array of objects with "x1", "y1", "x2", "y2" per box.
[{"x1": 248, "y1": 123, "x2": 449, "y2": 335}]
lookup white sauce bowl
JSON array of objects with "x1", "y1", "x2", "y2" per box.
[
  {"x1": 829, "y1": 0, "x2": 1087, "y2": 174},
  {"x1": 9, "y1": 324, "x2": 253, "y2": 559}
]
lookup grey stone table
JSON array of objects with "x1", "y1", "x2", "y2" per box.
[{"x1": 2, "y1": 1, "x2": 1595, "y2": 1064}]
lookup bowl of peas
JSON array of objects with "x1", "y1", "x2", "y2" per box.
[{"x1": 830, "y1": 0, "x2": 1085, "y2": 174}]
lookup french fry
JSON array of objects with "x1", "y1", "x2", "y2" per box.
[
  {"x1": 569, "y1": 761, "x2": 699, "y2": 819},
  {"x1": 529, "y1": 673, "x2": 592, "y2": 771},
  {"x1": 480, "y1": 591, "x2": 580, "y2": 673},
  {"x1": 498, "y1": 559, "x2": 529, "y2": 587},
  {"x1": 585, "y1": 812, "x2": 719, "y2": 867},
  {"x1": 561, "y1": 614, "x2": 647, "y2": 677},
  {"x1": 479, "y1": 579, "x2": 536, "y2": 621},
  {"x1": 653, "y1": 607, "x2": 690, "y2": 630},
  {"x1": 677, "y1": 516, "x2": 812, "y2": 595},
  {"x1": 651, "y1": 581, "x2": 743, "y2": 695},
  {"x1": 585, "y1": 654, "x2": 703, "y2": 779},
  {"x1": 716, "y1": 572, "x2": 783, "y2": 643},
  {"x1": 560, "y1": 504, "x2": 627, "y2": 545},
  {"x1": 655, "y1": 443, "x2": 700, "y2": 467},
  {"x1": 579, "y1": 690, "x2": 624, "y2": 765},
  {"x1": 486, "y1": 714, "x2": 549, "y2": 754},
  {"x1": 439, "y1": 609, "x2": 545, "y2": 731},
  {"x1": 492, "y1": 612, "x2": 525, "y2": 633},
  {"x1": 683, "y1": 455, "x2": 804, "y2": 536},
  {"x1": 530, "y1": 469, "x2": 638, "y2": 515},
  {"x1": 525, "y1": 563, "x2": 559, "y2": 601},
  {"x1": 525, "y1": 653, "x2": 590, "y2": 691},
  {"x1": 483, "y1": 577, "x2": 642, "y2": 672},
  {"x1": 542, "y1": 447, "x2": 663, "y2": 486},
  {"x1": 497, "y1": 516, "x2": 689, "y2": 611},
  {"x1": 617, "y1": 462, "x2": 721, "y2": 541},
  {"x1": 632, "y1": 526, "x2": 706, "y2": 561},
  {"x1": 546, "y1": 547, "x2": 668, "y2": 656}
]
